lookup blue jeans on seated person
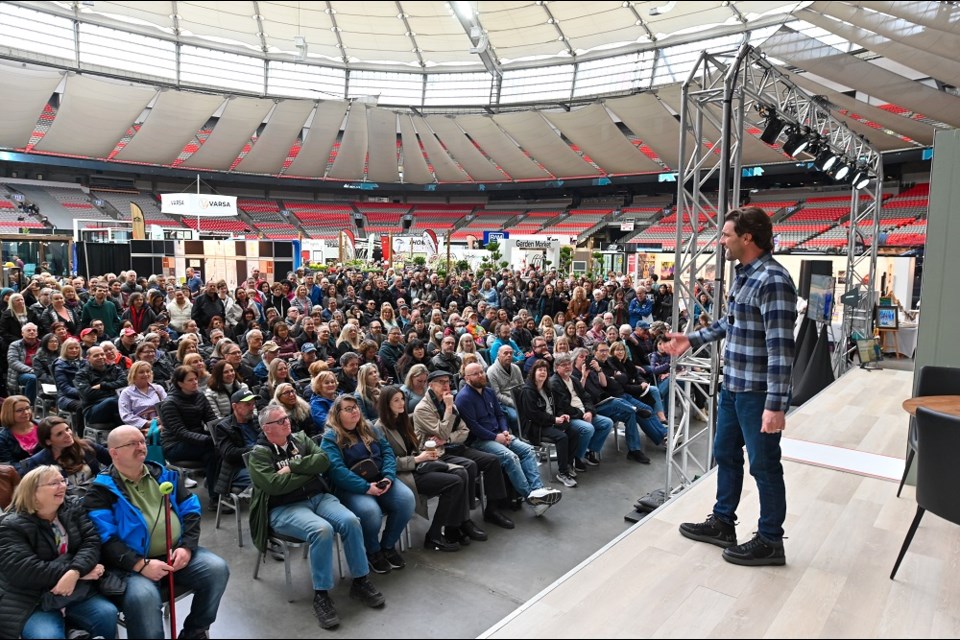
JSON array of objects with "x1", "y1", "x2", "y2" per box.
[
  {"x1": 570, "y1": 415, "x2": 613, "y2": 458},
  {"x1": 500, "y1": 404, "x2": 520, "y2": 436},
  {"x1": 644, "y1": 384, "x2": 665, "y2": 416},
  {"x1": 595, "y1": 397, "x2": 644, "y2": 452},
  {"x1": 618, "y1": 395, "x2": 668, "y2": 445},
  {"x1": 18, "y1": 372, "x2": 37, "y2": 404},
  {"x1": 471, "y1": 436, "x2": 543, "y2": 497},
  {"x1": 338, "y1": 480, "x2": 415, "y2": 553},
  {"x1": 84, "y1": 396, "x2": 120, "y2": 425},
  {"x1": 713, "y1": 388, "x2": 786, "y2": 542},
  {"x1": 121, "y1": 547, "x2": 230, "y2": 640},
  {"x1": 21, "y1": 594, "x2": 118, "y2": 639},
  {"x1": 269, "y1": 492, "x2": 369, "y2": 589}
]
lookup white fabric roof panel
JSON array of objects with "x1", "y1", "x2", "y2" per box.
[
  {"x1": 0, "y1": 62, "x2": 62, "y2": 149},
  {"x1": 328, "y1": 103, "x2": 368, "y2": 181},
  {"x1": 544, "y1": 2, "x2": 651, "y2": 53},
  {"x1": 175, "y1": 1, "x2": 264, "y2": 51},
  {"x1": 411, "y1": 116, "x2": 469, "y2": 182},
  {"x1": 398, "y1": 115, "x2": 434, "y2": 185},
  {"x1": 425, "y1": 115, "x2": 503, "y2": 182},
  {"x1": 234, "y1": 100, "x2": 314, "y2": 174},
  {"x1": 34, "y1": 75, "x2": 156, "y2": 158},
  {"x1": 455, "y1": 115, "x2": 551, "y2": 181},
  {"x1": 366, "y1": 108, "x2": 400, "y2": 184},
  {"x1": 798, "y1": 5, "x2": 960, "y2": 88},
  {"x1": 862, "y1": 1, "x2": 960, "y2": 37},
  {"x1": 285, "y1": 101, "x2": 348, "y2": 178},
  {"x1": 604, "y1": 92, "x2": 683, "y2": 170},
  {"x1": 762, "y1": 29, "x2": 960, "y2": 128},
  {"x1": 494, "y1": 112, "x2": 600, "y2": 178},
  {"x1": 543, "y1": 103, "x2": 662, "y2": 175},
  {"x1": 114, "y1": 90, "x2": 224, "y2": 164},
  {"x1": 785, "y1": 69, "x2": 935, "y2": 147},
  {"x1": 180, "y1": 97, "x2": 274, "y2": 170}
]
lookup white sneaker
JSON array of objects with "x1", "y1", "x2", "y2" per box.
[
  {"x1": 556, "y1": 473, "x2": 578, "y2": 488},
  {"x1": 184, "y1": 477, "x2": 198, "y2": 488},
  {"x1": 236, "y1": 486, "x2": 254, "y2": 500},
  {"x1": 566, "y1": 466, "x2": 577, "y2": 478},
  {"x1": 527, "y1": 487, "x2": 563, "y2": 505},
  {"x1": 532, "y1": 503, "x2": 550, "y2": 517}
]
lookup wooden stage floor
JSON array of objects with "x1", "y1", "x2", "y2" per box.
[{"x1": 482, "y1": 367, "x2": 960, "y2": 639}]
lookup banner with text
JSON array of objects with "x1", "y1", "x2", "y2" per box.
[{"x1": 161, "y1": 193, "x2": 238, "y2": 217}]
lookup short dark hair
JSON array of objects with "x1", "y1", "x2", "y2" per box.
[{"x1": 725, "y1": 207, "x2": 774, "y2": 253}]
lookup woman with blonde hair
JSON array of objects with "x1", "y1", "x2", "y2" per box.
[
  {"x1": 119, "y1": 360, "x2": 167, "y2": 430},
  {"x1": 336, "y1": 323, "x2": 363, "y2": 358},
  {"x1": 400, "y1": 364, "x2": 429, "y2": 414},
  {"x1": 354, "y1": 363, "x2": 382, "y2": 422},
  {"x1": 456, "y1": 332, "x2": 477, "y2": 357},
  {"x1": 0, "y1": 465, "x2": 118, "y2": 639},
  {"x1": 0, "y1": 395, "x2": 40, "y2": 474},
  {"x1": 181, "y1": 352, "x2": 210, "y2": 389},
  {"x1": 274, "y1": 381, "x2": 321, "y2": 438},
  {"x1": 379, "y1": 303, "x2": 399, "y2": 332},
  {"x1": 321, "y1": 395, "x2": 415, "y2": 574},
  {"x1": 309, "y1": 369, "x2": 339, "y2": 428},
  {"x1": 258, "y1": 357, "x2": 297, "y2": 409}
]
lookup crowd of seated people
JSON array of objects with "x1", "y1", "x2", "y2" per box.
[{"x1": 0, "y1": 262, "x2": 699, "y2": 631}]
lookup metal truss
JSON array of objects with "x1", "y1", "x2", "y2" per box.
[{"x1": 665, "y1": 43, "x2": 881, "y2": 499}]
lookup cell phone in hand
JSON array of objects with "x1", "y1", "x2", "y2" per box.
[{"x1": 375, "y1": 479, "x2": 390, "y2": 489}]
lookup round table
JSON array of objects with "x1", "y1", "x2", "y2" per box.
[{"x1": 901, "y1": 395, "x2": 960, "y2": 417}]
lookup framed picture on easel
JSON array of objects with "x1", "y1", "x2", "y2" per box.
[{"x1": 876, "y1": 305, "x2": 899, "y2": 330}]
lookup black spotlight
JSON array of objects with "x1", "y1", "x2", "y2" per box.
[
  {"x1": 851, "y1": 169, "x2": 871, "y2": 190},
  {"x1": 760, "y1": 114, "x2": 786, "y2": 145},
  {"x1": 814, "y1": 147, "x2": 839, "y2": 172},
  {"x1": 832, "y1": 161, "x2": 852, "y2": 181},
  {"x1": 782, "y1": 127, "x2": 811, "y2": 158}
]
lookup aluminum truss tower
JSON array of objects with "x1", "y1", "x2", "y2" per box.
[{"x1": 665, "y1": 43, "x2": 882, "y2": 499}]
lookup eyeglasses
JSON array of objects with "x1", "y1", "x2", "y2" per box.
[
  {"x1": 41, "y1": 478, "x2": 68, "y2": 487},
  {"x1": 280, "y1": 389, "x2": 296, "y2": 396},
  {"x1": 114, "y1": 439, "x2": 146, "y2": 450},
  {"x1": 338, "y1": 405, "x2": 360, "y2": 413},
  {"x1": 15, "y1": 406, "x2": 32, "y2": 413},
  {"x1": 263, "y1": 416, "x2": 291, "y2": 427}
]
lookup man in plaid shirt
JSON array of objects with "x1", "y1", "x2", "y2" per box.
[{"x1": 664, "y1": 207, "x2": 797, "y2": 567}]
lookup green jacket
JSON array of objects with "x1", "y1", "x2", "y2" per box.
[
  {"x1": 80, "y1": 298, "x2": 120, "y2": 337},
  {"x1": 248, "y1": 431, "x2": 331, "y2": 553}
]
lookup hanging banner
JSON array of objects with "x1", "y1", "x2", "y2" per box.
[
  {"x1": 423, "y1": 229, "x2": 438, "y2": 256},
  {"x1": 161, "y1": 193, "x2": 238, "y2": 217}
]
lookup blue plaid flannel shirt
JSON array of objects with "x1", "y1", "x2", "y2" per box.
[{"x1": 688, "y1": 252, "x2": 797, "y2": 412}]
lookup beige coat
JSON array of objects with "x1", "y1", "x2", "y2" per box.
[
  {"x1": 379, "y1": 424, "x2": 428, "y2": 518},
  {"x1": 412, "y1": 391, "x2": 469, "y2": 457}
]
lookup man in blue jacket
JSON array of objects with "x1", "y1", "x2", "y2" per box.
[
  {"x1": 84, "y1": 425, "x2": 230, "y2": 640},
  {"x1": 456, "y1": 362, "x2": 562, "y2": 516}
]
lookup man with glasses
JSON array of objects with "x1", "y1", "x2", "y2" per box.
[
  {"x1": 522, "y1": 336, "x2": 554, "y2": 376},
  {"x1": 456, "y1": 363, "x2": 562, "y2": 517},
  {"x1": 377, "y1": 327, "x2": 404, "y2": 374},
  {"x1": 221, "y1": 341, "x2": 254, "y2": 388},
  {"x1": 85, "y1": 425, "x2": 230, "y2": 639},
  {"x1": 75, "y1": 346, "x2": 125, "y2": 427},
  {"x1": 249, "y1": 404, "x2": 383, "y2": 630}
]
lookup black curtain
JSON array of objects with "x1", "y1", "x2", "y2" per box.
[
  {"x1": 792, "y1": 325, "x2": 836, "y2": 406},
  {"x1": 77, "y1": 243, "x2": 131, "y2": 279}
]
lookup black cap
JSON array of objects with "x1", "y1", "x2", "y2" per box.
[
  {"x1": 231, "y1": 390, "x2": 256, "y2": 403},
  {"x1": 427, "y1": 370, "x2": 454, "y2": 383}
]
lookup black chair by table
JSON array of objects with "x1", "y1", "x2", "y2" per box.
[{"x1": 897, "y1": 365, "x2": 960, "y2": 497}]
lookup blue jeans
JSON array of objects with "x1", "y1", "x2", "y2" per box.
[
  {"x1": 595, "y1": 397, "x2": 644, "y2": 452},
  {"x1": 471, "y1": 437, "x2": 543, "y2": 497},
  {"x1": 338, "y1": 480, "x2": 415, "y2": 553},
  {"x1": 713, "y1": 388, "x2": 786, "y2": 542},
  {"x1": 18, "y1": 372, "x2": 37, "y2": 404},
  {"x1": 21, "y1": 594, "x2": 118, "y2": 639},
  {"x1": 501, "y1": 404, "x2": 520, "y2": 436},
  {"x1": 618, "y1": 395, "x2": 668, "y2": 444},
  {"x1": 569, "y1": 419, "x2": 595, "y2": 459},
  {"x1": 269, "y1": 492, "x2": 368, "y2": 589},
  {"x1": 644, "y1": 384, "x2": 665, "y2": 417},
  {"x1": 84, "y1": 396, "x2": 120, "y2": 424},
  {"x1": 121, "y1": 547, "x2": 230, "y2": 639}
]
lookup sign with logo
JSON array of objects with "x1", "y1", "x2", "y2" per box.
[
  {"x1": 620, "y1": 221, "x2": 635, "y2": 232},
  {"x1": 515, "y1": 240, "x2": 553, "y2": 250},
  {"x1": 483, "y1": 231, "x2": 508, "y2": 245},
  {"x1": 161, "y1": 193, "x2": 238, "y2": 217}
]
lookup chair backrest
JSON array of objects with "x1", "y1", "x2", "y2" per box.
[
  {"x1": 0, "y1": 464, "x2": 21, "y2": 511},
  {"x1": 916, "y1": 366, "x2": 960, "y2": 397},
  {"x1": 915, "y1": 407, "x2": 960, "y2": 526}
]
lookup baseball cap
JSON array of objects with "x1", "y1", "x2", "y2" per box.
[
  {"x1": 300, "y1": 343, "x2": 317, "y2": 353},
  {"x1": 262, "y1": 341, "x2": 280, "y2": 353},
  {"x1": 80, "y1": 328, "x2": 96, "y2": 338},
  {"x1": 635, "y1": 321, "x2": 650, "y2": 330},
  {"x1": 122, "y1": 327, "x2": 137, "y2": 337},
  {"x1": 231, "y1": 390, "x2": 256, "y2": 403}
]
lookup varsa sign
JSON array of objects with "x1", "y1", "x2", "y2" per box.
[{"x1": 160, "y1": 193, "x2": 238, "y2": 217}]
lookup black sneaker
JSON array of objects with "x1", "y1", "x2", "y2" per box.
[
  {"x1": 350, "y1": 577, "x2": 385, "y2": 608},
  {"x1": 382, "y1": 547, "x2": 405, "y2": 570},
  {"x1": 722, "y1": 534, "x2": 786, "y2": 566},
  {"x1": 584, "y1": 452, "x2": 601, "y2": 466},
  {"x1": 367, "y1": 550, "x2": 392, "y2": 574},
  {"x1": 679, "y1": 514, "x2": 737, "y2": 549},
  {"x1": 313, "y1": 591, "x2": 340, "y2": 629},
  {"x1": 626, "y1": 449, "x2": 651, "y2": 464},
  {"x1": 573, "y1": 458, "x2": 588, "y2": 472}
]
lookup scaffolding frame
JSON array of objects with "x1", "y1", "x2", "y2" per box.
[{"x1": 665, "y1": 43, "x2": 882, "y2": 498}]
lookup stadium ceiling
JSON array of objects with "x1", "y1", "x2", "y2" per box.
[{"x1": 0, "y1": 1, "x2": 957, "y2": 184}]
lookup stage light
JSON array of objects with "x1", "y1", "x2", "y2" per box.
[
  {"x1": 833, "y1": 161, "x2": 852, "y2": 181},
  {"x1": 814, "y1": 148, "x2": 839, "y2": 172},
  {"x1": 760, "y1": 114, "x2": 786, "y2": 145},
  {"x1": 852, "y1": 169, "x2": 872, "y2": 190},
  {"x1": 781, "y1": 128, "x2": 811, "y2": 158}
]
